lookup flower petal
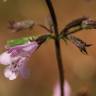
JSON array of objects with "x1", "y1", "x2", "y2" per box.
[
  {"x1": 22, "y1": 41, "x2": 38, "y2": 53},
  {"x1": 0, "y1": 52, "x2": 12, "y2": 65},
  {"x1": 4, "y1": 66, "x2": 17, "y2": 80},
  {"x1": 8, "y1": 41, "x2": 38, "y2": 57},
  {"x1": 18, "y1": 57, "x2": 30, "y2": 78}
]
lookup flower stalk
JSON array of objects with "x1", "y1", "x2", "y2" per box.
[{"x1": 45, "y1": 0, "x2": 64, "y2": 96}]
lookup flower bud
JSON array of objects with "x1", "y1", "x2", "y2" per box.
[{"x1": 53, "y1": 80, "x2": 71, "y2": 96}]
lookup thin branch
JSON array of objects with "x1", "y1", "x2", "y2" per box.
[
  {"x1": 45, "y1": 1, "x2": 64, "y2": 96},
  {"x1": 37, "y1": 24, "x2": 53, "y2": 33},
  {"x1": 45, "y1": 0, "x2": 58, "y2": 35}
]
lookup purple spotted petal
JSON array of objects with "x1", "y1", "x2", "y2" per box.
[
  {"x1": 18, "y1": 57, "x2": 30, "y2": 79},
  {"x1": 8, "y1": 41, "x2": 38, "y2": 57},
  {"x1": 0, "y1": 41, "x2": 39, "y2": 80}
]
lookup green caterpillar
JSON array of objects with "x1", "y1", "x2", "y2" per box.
[{"x1": 6, "y1": 36, "x2": 38, "y2": 47}]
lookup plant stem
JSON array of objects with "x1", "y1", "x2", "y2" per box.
[
  {"x1": 37, "y1": 24, "x2": 53, "y2": 33},
  {"x1": 45, "y1": 0, "x2": 64, "y2": 96}
]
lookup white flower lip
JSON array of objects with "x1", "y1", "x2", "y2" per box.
[
  {"x1": 4, "y1": 67, "x2": 17, "y2": 80},
  {"x1": 0, "y1": 52, "x2": 12, "y2": 65}
]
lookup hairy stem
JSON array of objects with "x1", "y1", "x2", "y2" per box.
[{"x1": 45, "y1": 0, "x2": 64, "y2": 96}]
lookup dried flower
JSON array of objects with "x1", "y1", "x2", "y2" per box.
[
  {"x1": 53, "y1": 80, "x2": 71, "y2": 96},
  {"x1": 82, "y1": 18, "x2": 96, "y2": 29},
  {"x1": 8, "y1": 20, "x2": 35, "y2": 32},
  {"x1": 64, "y1": 17, "x2": 88, "y2": 32},
  {"x1": 61, "y1": 17, "x2": 88, "y2": 35},
  {"x1": 61, "y1": 17, "x2": 96, "y2": 36},
  {"x1": 65, "y1": 35, "x2": 92, "y2": 54}
]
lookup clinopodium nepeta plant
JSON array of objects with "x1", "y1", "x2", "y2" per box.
[{"x1": 1, "y1": 0, "x2": 96, "y2": 96}]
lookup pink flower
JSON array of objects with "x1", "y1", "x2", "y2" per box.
[
  {"x1": 53, "y1": 80, "x2": 71, "y2": 96},
  {"x1": 0, "y1": 41, "x2": 38, "y2": 80}
]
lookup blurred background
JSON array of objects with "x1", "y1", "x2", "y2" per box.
[{"x1": 0, "y1": 0, "x2": 96, "y2": 96}]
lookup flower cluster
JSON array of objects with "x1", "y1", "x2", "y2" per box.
[
  {"x1": 0, "y1": 34, "x2": 49, "y2": 80},
  {"x1": 0, "y1": 41, "x2": 38, "y2": 80}
]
